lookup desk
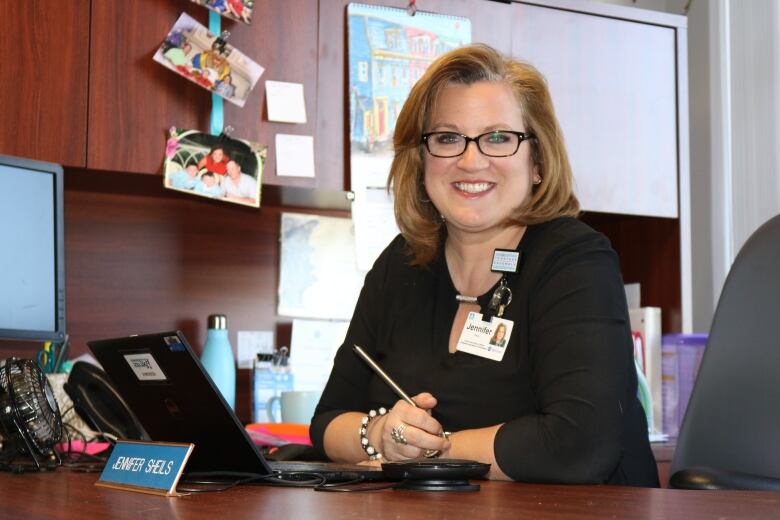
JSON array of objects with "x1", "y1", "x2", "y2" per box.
[{"x1": 0, "y1": 470, "x2": 778, "y2": 520}]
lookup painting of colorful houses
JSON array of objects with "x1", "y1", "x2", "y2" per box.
[{"x1": 347, "y1": 3, "x2": 471, "y2": 190}]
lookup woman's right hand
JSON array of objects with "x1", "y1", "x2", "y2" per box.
[{"x1": 368, "y1": 392, "x2": 450, "y2": 461}]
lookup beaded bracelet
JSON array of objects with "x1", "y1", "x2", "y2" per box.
[{"x1": 359, "y1": 407, "x2": 387, "y2": 461}]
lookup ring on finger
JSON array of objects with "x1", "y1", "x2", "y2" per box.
[
  {"x1": 390, "y1": 423, "x2": 408, "y2": 445},
  {"x1": 423, "y1": 431, "x2": 451, "y2": 458}
]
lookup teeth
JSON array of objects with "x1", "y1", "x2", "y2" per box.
[{"x1": 454, "y1": 182, "x2": 493, "y2": 193}]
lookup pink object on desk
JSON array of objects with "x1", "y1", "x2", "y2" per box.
[
  {"x1": 56, "y1": 441, "x2": 112, "y2": 456},
  {"x1": 245, "y1": 423, "x2": 311, "y2": 446}
]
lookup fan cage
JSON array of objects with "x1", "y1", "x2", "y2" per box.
[{"x1": 0, "y1": 358, "x2": 63, "y2": 470}]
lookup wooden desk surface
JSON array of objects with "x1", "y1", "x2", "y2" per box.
[{"x1": 1, "y1": 470, "x2": 778, "y2": 520}]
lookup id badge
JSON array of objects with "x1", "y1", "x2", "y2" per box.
[{"x1": 456, "y1": 312, "x2": 513, "y2": 362}]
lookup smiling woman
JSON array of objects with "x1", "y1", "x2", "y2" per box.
[{"x1": 310, "y1": 44, "x2": 659, "y2": 487}]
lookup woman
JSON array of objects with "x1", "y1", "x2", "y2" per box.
[
  {"x1": 310, "y1": 44, "x2": 658, "y2": 485},
  {"x1": 197, "y1": 146, "x2": 230, "y2": 176},
  {"x1": 489, "y1": 323, "x2": 507, "y2": 348}
]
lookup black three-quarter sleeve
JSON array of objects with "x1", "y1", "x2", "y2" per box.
[{"x1": 494, "y1": 226, "x2": 641, "y2": 483}]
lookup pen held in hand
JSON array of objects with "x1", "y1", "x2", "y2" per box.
[
  {"x1": 353, "y1": 344, "x2": 418, "y2": 407},
  {"x1": 352, "y1": 344, "x2": 450, "y2": 455}
]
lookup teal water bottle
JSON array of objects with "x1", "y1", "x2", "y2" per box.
[{"x1": 201, "y1": 314, "x2": 236, "y2": 410}]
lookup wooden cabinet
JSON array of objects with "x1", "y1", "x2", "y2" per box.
[
  {"x1": 511, "y1": 1, "x2": 690, "y2": 333},
  {"x1": 0, "y1": 0, "x2": 692, "y2": 422},
  {"x1": 88, "y1": 0, "x2": 323, "y2": 187},
  {"x1": 87, "y1": 0, "x2": 206, "y2": 174},
  {"x1": 512, "y1": 2, "x2": 680, "y2": 219},
  {"x1": 225, "y1": 0, "x2": 320, "y2": 189},
  {"x1": 0, "y1": 0, "x2": 89, "y2": 166}
]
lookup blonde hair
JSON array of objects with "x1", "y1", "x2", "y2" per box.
[{"x1": 389, "y1": 43, "x2": 579, "y2": 266}]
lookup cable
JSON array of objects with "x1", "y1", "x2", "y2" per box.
[
  {"x1": 314, "y1": 479, "x2": 400, "y2": 492},
  {"x1": 178, "y1": 473, "x2": 263, "y2": 493},
  {"x1": 177, "y1": 470, "x2": 336, "y2": 493}
]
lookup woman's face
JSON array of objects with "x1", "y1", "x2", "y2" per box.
[
  {"x1": 212, "y1": 149, "x2": 225, "y2": 162},
  {"x1": 423, "y1": 81, "x2": 537, "y2": 236},
  {"x1": 495, "y1": 326, "x2": 505, "y2": 341}
]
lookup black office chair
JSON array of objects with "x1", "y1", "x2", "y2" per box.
[{"x1": 670, "y1": 214, "x2": 780, "y2": 490}]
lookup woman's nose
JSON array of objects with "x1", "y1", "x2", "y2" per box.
[{"x1": 457, "y1": 141, "x2": 489, "y2": 170}]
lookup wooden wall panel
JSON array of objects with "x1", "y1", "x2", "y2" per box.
[
  {"x1": 0, "y1": 0, "x2": 89, "y2": 166},
  {"x1": 582, "y1": 212, "x2": 682, "y2": 333},
  {"x1": 316, "y1": 0, "x2": 513, "y2": 192},
  {"x1": 61, "y1": 178, "x2": 346, "y2": 349},
  {"x1": 0, "y1": 169, "x2": 346, "y2": 421}
]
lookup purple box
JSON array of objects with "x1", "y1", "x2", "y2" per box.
[{"x1": 661, "y1": 333, "x2": 708, "y2": 438}]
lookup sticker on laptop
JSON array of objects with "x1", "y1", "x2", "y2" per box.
[
  {"x1": 124, "y1": 353, "x2": 168, "y2": 381},
  {"x1": 164, "y1": 335, "x2": 186, "y2": 352}
]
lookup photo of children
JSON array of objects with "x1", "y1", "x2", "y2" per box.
[
  {"x1": 164, "y1": 127, "x2": 266, "y2": 208},
  {"x1": 190, "y1": 0, "x2": 254, "y2": 25},
  {"x1": 153, "y1": 13, "x2": 264, "y2": 107}
]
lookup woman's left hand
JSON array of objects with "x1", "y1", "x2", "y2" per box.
[{"x1": 374, "y1": 392, "x2": 451, "y2": 461}]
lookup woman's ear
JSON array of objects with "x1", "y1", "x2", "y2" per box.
[{"x1": 531, "y1": 159, "x2": 542, "y2": 185}]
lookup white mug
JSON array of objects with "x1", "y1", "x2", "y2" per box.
[{"x1": 266, "y1": 390, "x2": 322, "y2": 424}]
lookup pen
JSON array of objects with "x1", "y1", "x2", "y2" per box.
[
  {"x1": 353, "y1": 344, "x2": 417, "y2": 407},
  {"x1": 53, "y1": 334, "x2": 69, "y2": 373},
  {"x1": 352, "y1": 345, "x2": 450, "y2": 455}
]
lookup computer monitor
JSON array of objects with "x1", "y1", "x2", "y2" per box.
[{"x1": 0, "y1": 154, "x2": 66, "y2": 342}]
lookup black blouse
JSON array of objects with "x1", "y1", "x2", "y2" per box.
[{"x1": 310, "y1": 217, "x2": 659, "y2": 486}]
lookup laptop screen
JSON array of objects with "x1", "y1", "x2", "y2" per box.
[{"x1": 88, "y1": 331, "x2": 273, "y2": 474}]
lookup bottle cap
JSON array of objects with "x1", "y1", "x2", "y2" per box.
[{"x1": 208, "y1": 314, "x2": 227, "y2": 330}]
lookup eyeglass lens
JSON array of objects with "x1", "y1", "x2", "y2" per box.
[{"x1": 425, "y1": 131, "x2": 523, "y2": 157}]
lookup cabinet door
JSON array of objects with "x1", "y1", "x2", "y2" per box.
[
  {"x1": 224, "y1": 0, "x2": 320, "y2": 189},
  {"x1": 88, "y1": 0, "x2": 320, "y2": 188},
  {"x1": 512, "y1": 3, "x2": 679, "y2": 218},
  {"x1": 0, "y1": 0, "x2": 89, "y2": 166},
  {"x1": 88, "y1": 1, "x2": 210, "y2": 174}
]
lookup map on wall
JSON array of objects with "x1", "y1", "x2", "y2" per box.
[
  {"x1": 277, "y1": 213, "x2": 365, "y2": 320},
  {"x1": 347, "y1": 3, "x2": 471, "y2": 193}
]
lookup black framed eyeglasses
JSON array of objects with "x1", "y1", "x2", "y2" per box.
[{"x1": 421, "y1": 130, "x2": 536, "y2": 158}]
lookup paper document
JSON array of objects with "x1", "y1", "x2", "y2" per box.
[
  {"x1": 276, "y1": 134, "x2": 315, "y2": 178},
  {"x1": 290, "y1": 319, "x2": 350, "y2": 391},
  {"x1": 266, "y1": 80, "x2": 307, "y2": 123},
  {"x1": 351, "y1": 187, "x2": 400, "y2": 271},
  {"x1": 278, "y1": 212, "x2": 365, "y2": 320},
  {"x1": 237, "y1": 330, "x2": 274, "y2": 369}
]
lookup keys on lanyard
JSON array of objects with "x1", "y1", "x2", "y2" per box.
[
  {"x1": 483, "y1": 248, "x2": 520, "y2": 321},
  {"x1": 486, "y1": 276, "x2": 512, "y2": 319}
]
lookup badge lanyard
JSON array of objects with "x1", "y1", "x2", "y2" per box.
[
  {"x1": 454, "y1": 248, "x2": 521, "y2": 362},
  {"x1": 481, "y1": 248, "x2": 521, "y2": 322}
]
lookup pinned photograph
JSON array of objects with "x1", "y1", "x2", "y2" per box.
[
  {"x1": 153, "y1": 12, "x2": 264, "y2": 107},
  {"x1": 163, "y1": 127, "x2": 267, "y2": 208},
  {"x1": 189, "y1": 0, "x2": 254, "y2": 24}
]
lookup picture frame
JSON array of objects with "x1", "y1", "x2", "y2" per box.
[
  {"x1": 163, "y1": 127, "x2": 266, "y2": 208},
  {"x1": 153, "y1": 12, "x2": 264, "y2": 107}
]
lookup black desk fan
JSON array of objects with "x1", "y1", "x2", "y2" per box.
[{"x1": 0, "y1": 358, "x2": 62, "y2": 472}]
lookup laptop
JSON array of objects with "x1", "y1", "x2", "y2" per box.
[{"x1": 87, "y1": 331, "x2": 385, "y2": 482}]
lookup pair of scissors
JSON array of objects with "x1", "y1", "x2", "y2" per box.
[{"x1": 37, "y1": 341, "x2": 59, "y2": 374}]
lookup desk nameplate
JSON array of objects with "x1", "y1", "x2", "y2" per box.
[{"x1": 96, "y1": 440, "x2": 194, "y2": 497}]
